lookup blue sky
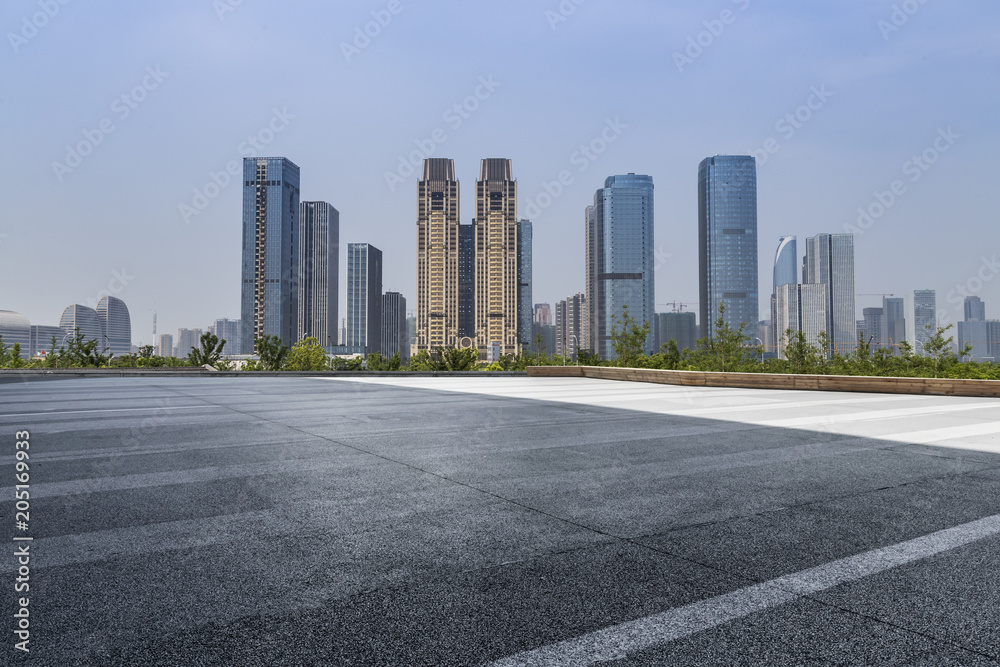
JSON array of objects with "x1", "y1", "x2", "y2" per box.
[{"x1": 2, "y1": 0, "x2": 998, "y2": 343}]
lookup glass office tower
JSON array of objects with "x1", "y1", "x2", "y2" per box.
[
  {"x1": 240, "y1": 157, "x2": 301, "y2": 353},
  {"x1": 804, "y1": 233, "x2": 856, "y2": 355},
  {"x1": 517, "y1": 219, "x2": 533, "y2": 349},
  {"x1": 586, "y1": 174, "x2": 655, "y2": 359},
  {"x1": 298, "y1": 201, "x2": 340, "y2": 347},
  {"x1": 698, "y1": 156, "x2": 759, "y2": 339},
  {"x1": 96, "y1": 296, "x2": 132, "y2": 356},
  {"x1": 347, "y1": 243, "x2": 383, "y2": 355},
  {"x1": 770, "y1": 235, "x2": 797, "y2": 351},
  {"x1": 59, "y1": 304, "x2": 104, "y2": 345}
]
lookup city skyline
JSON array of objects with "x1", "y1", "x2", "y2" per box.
[{"x1": 5, "y1": 2, "x2": 998, "y2": 342}]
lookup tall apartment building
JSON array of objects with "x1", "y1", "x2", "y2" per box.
[
  {"x1": 298, "y1": 201, "x2": 339, "y2": 347},
  {"x1": 804, "y1": 233, "x2": 856, "y2": 355},
  {"x1": 771, "y1": 236, "x2": 797, "y2": 351},
  {"x1": 416, "y1": 158, "x2": 461, "y2": 352},
  {"x1": 586, "y1": 174, "x2": 655, "y2": 359},
  {"x1": 775, "y1": 283, "x2": 827, "y2": 359},
  {"x1": 347, "y1": 243, "x2": 383, "y2": 355},
  {"x1": 474, "y1": 158, "x2": 519, "y2": 359},
  {"x1": 534, "y1": 303, "x2": 552, "y2": 327},
  {"x1": 156, "y1": 333, "x2": 173, "y2": 358},
  {"x1": 517, "y1": 219, "x2": 533, "y2": 349},
  {"x1": 555, "y1": 293, "x2": 585, "y2": 359},
  {"x1": 698, "y1": 157, "x2": 758, "y2": 339},
  {"x1": 175, "y1": 328, "x2": 203, "y2": 358},
  {"x1": 240, "y1": 157, "x2": 300, "y2": 353},
  {"x1": 208, "y1": 318, "x2": 241, "y2": 355},
  {"x1": 380, "y1": 291, "x2": 408, "y2": 360},
  {"x1": 906, "y1": 289, "x2": 937, "y2": 355}
]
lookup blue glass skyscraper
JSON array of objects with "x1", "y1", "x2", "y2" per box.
[
  {"x1": 770, "y1": 235, "x2": 797, "y2": 352},
  {"x1": 240, "y1": 157, "x2": 300, "y2": 353},
  {"x1": 585, "y1": 174, "x2": 655, "y2": 359},
  {"x1": 698, "y1": 156, "x2": 759, "y2": 339}
]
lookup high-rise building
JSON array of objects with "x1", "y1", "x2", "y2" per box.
[
  {"x1": 0, "y1": 311, "x2": 31, "y2": 359},
  {"x1": 30, "y1": 325, "x2": 63, "y2": 357},
  {"x1": 458, "y1": 223, "x2": 475, "y2": 340},
  {"x1": 906, "y1": 289, "x2": 937, "y2": 355},
  {"x1": 59, "y1": 304, "x2": 104, "y2": 346},
  {"x1": 771, "y1": 236, "x2": 797, "y2": 351},
  {"x1": 474, "y1": 158, "x2": 519, "y2": 359},
  {"x1": 698, "y1": 156, "x2": 758, "y2": 340},
  {"x1": 534, "y1": 303, "x2": 552, "y2": 327},
  {"x1": 208, "y1": 319, "x2": 241, "y2": 355},
  {"x1": 882, "y1": 296, "x2": 906, "y2": 352},
  {"x1": 656, "y1": 312, "x2": 697, "y2": 353},
  {"x1": 298, "y1": 201, "x2": 339, "y2": 347},
  {"x1": 958, "y1": 319, "x2": 1000, "y2": 362},
  {"x1": 347, "y1": 243, "x2": 383, "y2": 355},
  {"x1": 96, "y1": 296, "x2": 131, "y2": 356},
  {"x1": 416, "y1": 158, "x2": 461, "y2": 352},
  {"x1": 862, "y1": 308, "x2": 884, "y2": 349},
  {"x1": 804, "y1": 233, "x2": 856, "y2": 355},
  {"x1": 555, "y1": 293, "x2": 585, "y2": 358},
  {"x1": 965, "y1": 296, "x2": 986, "y2": 322},
  {"x1": 380, "y1": 292, "x2": 408, "y2": 360},
  {"x1": 517, "y1": 219, "x2": 533, "y2": 349},
  {"x1": 586, "y1": 174, "x2": 655, "y2": 359},
  {"x1": 156, "y1": 334, "x2": 173, "y2": 358},
  {"x1": 240, "y1": 157, "x2": 301, "y2": 353},
  {"x1": 775, "y1": 283, "x2": 827, "y2": 359},
  {"x1": 175, "y1": 328, "x2": 203, "y2": 358}
]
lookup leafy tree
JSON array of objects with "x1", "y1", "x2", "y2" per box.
[
  {"x1": 576, "y1": 349, "x2": 601, "y2": 366},
  {"x1": 689, "y1": 303, "x2": 757, "y2": 372},
  {"x1": 62, "y1": 329, "x2": 110, "y2": 367},
  {"x1": 609, "y1": 304, "x2": 651, "y2": 367},
  {"x1": 255, "y1": 335, "x2": 289, "y2": 371},
  {"x1": 8, "y1": 343, "x2": 25, "y2": 369},
  {"x1": 138, "y1": 345, "x2": 154, "y2": 359},
  {"x1": 285, "y1": 337, "x2": 328, "y2": 371},
  {"x1": 782, "y1": 330, "x2": 825, "y2": 374},
  {"x1": 0, "y1": 335, "x2": 10, "y2": 368},
  {"x1": 922, "y1": 324, "x2": 970, "y2": 378},
  {"x1": 435, "y1": 346, "x2": 479, "y2": 371},
  {"x1": 189, "y1": 332, "x2": 227, "y2": 367}
]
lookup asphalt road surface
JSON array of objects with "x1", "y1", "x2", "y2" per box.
[{"x1": 2, "y1": 375, "x2": 1000, "y2": 665}]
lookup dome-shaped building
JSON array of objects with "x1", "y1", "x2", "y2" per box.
[
  {"x1": 59, "y1": 305, "x2": 104, "y2": 348},
  {"x1": 0, "y1": 311, "x2": 31, "y2": 359},
  {"x1": 96, "y1": 296, "x2": 132, "y2": 356}
]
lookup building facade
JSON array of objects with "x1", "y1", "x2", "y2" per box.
[
  {"x1": 347, "y1": 243, "x2": 383, "y2": 355},
  {"x1": 474, "y1": 158, "x2": 519, "y2": 358},
  {"x1": 862, "y1": 307, "x2": 884, "y2": 349},
  {"x1": 156, "y1": 334, "x2": 174, "y2": 358},
  {"x1": 906, "y1": 289, "x2": 937, "y2": 355},
  {"x1": 882, "y1": 296, "x2": 906, "y2": 352},
  {"x1": 298, "y1": 201, "x2": 339, "y2": 347},
  {"x1": 416, "y1": 158, "x2": 461, "y2": 352},
  {"x1": 771, "y1": 235, "x2": 797, "y2": 352},
  {"x1": 208, "y1": 318, "x2": 241, "y2": 355},
  {"x1": 0, "y1": 311, "x2": 31, "y2": 359},
  {"x1": 965, "y1": 296, "x2": 986, "y2": 322},
  {"x1": 775, "y1": 283, "x2": 827, "y2": 359},
  {"x1": 698, "y1": 156, "x2": 758, "y2": 340},
  {"x1": 96, "y1": 296, "x2": 131, "y2": 356},
  {"x1": 240, "y1": 157, "x2": 301, "y2": 353},
  {"x1": 555, "y1": 293, "x2": 585, "y2": 359},
  {"x1": 586, "y1": 174, "x2": 655, "y2": 359},
  {"x1": 380, "y1": 291, "x2": 408, "y2": 360},
  {"x1": 656, "y1": 311, "x2": 697, "y2": 353},
  {"x1": 458, "y1": 222, "x2": 475, "y2": 340},
  {"x1": 517, "y1": 219, "x2": 533, "y2": 349},
  {"x1": 175, "y1": 328, "x2": 203, "y2": 358},
  {"x1": 30, "y1": 325, "x2": 63, "y2": 357},
  {"x1": 804, "y1": 233, "x2": 856, "y2": 355},
  {"x1": 59, "y1": 304, "x2": 104, "y2": 346}
]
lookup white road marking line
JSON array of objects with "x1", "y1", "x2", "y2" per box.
[
  {"x1": 0, "y1": 405, "x2": 213, "y2": 419},
  {"x1": 486, "y1": 513, "x2": 1000, "y2": 666}
]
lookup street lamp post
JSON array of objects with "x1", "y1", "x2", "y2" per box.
[
  {"x1": 752, "y1": 337, "x2": 764, "y2": 364},
  {"x1": 569, "y1": 335, "x2": 579, "y2": 365}
]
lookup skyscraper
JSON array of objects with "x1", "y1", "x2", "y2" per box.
[
  {"x1": 882, "y1": 296, "x2": 906, "y2": 352},
  {"x1": 906, "y1": 289, "x2": 937, "y2": 355},
  {"x1": 586, "y1": 174, "x2": 655, "y2": 359},
  {"x1": 775, "y1": 283, "x2": 827, "y2": 359},
  {"x1": 156, "y1": 333, "x2": 173, "y2": 358},
  {"x1": 240, "y1": 157, "x2": 301, "y2": 353},
  {"x1": 175, "y1": 328, "x2": 203, "y2": 358},
  {"x1": 555, "y1": 293, "x2": 585, "y2": 358},
  {"x1": 862, "y1": 308, "x2": 884, "y2": 349},
  {"x1": 416, "y1": 158, "x2": 461, "y2": 353},
  {"x1": 965, "y1": 296, "x2": 986, "y2": 322},
  {"x1": 298, "y1": 201, "x2": 339, "y2": 347},
  {"x1": 474, "y1": 158, "x2": 519, "y2": 359},
  {"x1": 804, "y1": 233, "x2": 856, "y2": 355},
  {"x1": 458, "y1": 223, "x2": 475, "y2": 340},
  {"x1": 771, "y1": 236, "x2": 797, "y2": 352},
  {"x1": 208, "y1": 318, "x2": 241, "y2": 355},
  {"x1": 517, "y1": 219, "x2": 533, "y2": 349},
  {"x1": 698, "y1": 156, "x2": 758, "y2": 340},
  {"x1": 96, "y1": 296, "x2": 131, "y2": 356},
  {"x1": 656, "y1": 312, "x2": 697, "y2": 353},
  {"x1": 380, "y1": 291, "x2": 408, "y2": 360},
  {"x1": 347, "y1": 243, "x2": 383, "y2": 355},
  {"x1": 59, "y1": 304, "x2": 103, "y2": 345}
]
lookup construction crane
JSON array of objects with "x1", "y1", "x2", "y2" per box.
[{"x1": 657, "y1": 302, "x2": 694, "y2": 313}]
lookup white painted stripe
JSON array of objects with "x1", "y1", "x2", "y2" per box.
[
  {"x1": 486, "y1": 513, "x2": 1000, "y2": 666},
  {"x1": 0, "y1": 405, "x2": 213, "y2": 419}
]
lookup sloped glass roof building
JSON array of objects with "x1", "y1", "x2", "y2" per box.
[
  {"x1": 60, "y1": 305, "x2": 104, "y2": 347},
  {"x1": 96, "y1": 296, "x2": 132, "y2": 356},
  {"x1": 0, "y1": 310, "x2": 31, "y2": 359}
]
